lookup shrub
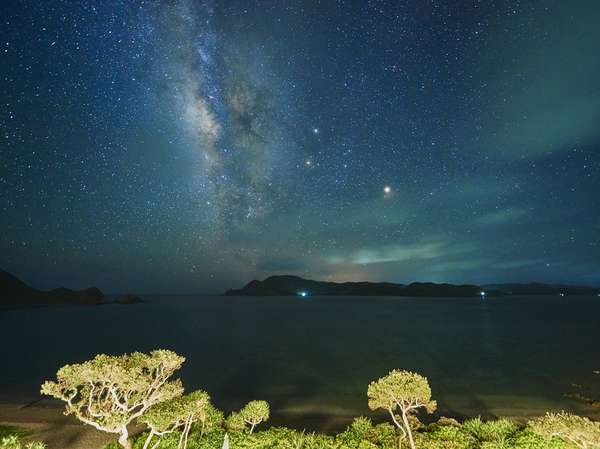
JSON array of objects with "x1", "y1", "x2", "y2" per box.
[
  {"x1": 528, "y1": 412, "x2": 600, "y2": 449},
  {"x1": 462, "y1": 417, "x2": 518, "y2": 446},
  {"x1": 415, "y1": 424, "x2": 476, "y2": 449},
  {"x1": 226, "y1": 411, "x2": 247, "y2": 432},
  {"x1": 509, "y1": 430, "x2": 566, "y2": 449}
]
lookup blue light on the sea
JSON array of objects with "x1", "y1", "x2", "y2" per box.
[{"x1": 299, "y1": 291, "x2": 308, "y2": 298}]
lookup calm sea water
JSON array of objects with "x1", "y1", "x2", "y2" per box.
[{"x1": 1, "y1": 295, "x2": 599, "y2": 430}]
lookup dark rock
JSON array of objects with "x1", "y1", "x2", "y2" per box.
[{"x1": 116, "y1": 294, "x2": 144, "y2": 304}]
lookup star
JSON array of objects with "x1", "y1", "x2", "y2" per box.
[{"x1": 383, "y1": 186, "x2": 392, "y2": 194}]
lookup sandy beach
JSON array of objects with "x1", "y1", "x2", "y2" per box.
[{"x1": 0, "y1": 402, "x2": 114, "y2": 449}]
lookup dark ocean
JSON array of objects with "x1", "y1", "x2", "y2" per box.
[{"x1": 1, "y1": 295, "x2": 599, "y2": 431}]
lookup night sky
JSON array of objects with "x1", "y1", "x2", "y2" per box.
[{"x1": 1, "y1": 1, "x2": 599, "y2": 294}]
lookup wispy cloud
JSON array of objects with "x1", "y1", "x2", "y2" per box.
[
  {"x1": 327, "y1": 240, "x2": 475, "y2": 266},
  {"x1": 474, "y1": 208, "x2": 528, "y2": 227}
]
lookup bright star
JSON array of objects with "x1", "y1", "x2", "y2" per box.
[
  {"x1": 312, "y1": 127, "x2": 319, "y2": 134},
  {"x1": 383, "y1": 186, "x2": 392, "y2": 194}
]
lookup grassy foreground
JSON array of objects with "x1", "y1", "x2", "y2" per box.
[
  {"x1": 0, "y1": 425, "x2": 45, "y2": 449},
  {"x1": 101, "y1": 415, "x2": 582, "y2": 449}
]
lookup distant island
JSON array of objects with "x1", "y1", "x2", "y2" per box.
[
  {"x1": 0, "y1": 269, "x2": 143, "y2": 308},
  {"x1": 225, "y1": 275, "x2": 600, "y2": 297}
]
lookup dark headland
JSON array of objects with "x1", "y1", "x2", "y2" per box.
[
  {"x1": 225, "y1": 275, "x2": 600, "y2": 297},
  {"x1": 0, "y1": 269, "x2": 143, "y2": 308},
  {"x1": 0, "y1": 268, "x2": 104, "y2": 308}
]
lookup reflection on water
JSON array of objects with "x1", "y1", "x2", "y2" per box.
[{"x1": 1, "y1": 295, "x2": 599, "y2": 430}]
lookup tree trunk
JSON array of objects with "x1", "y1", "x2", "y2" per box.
[
  {"x1": 183, "y1": 417, "x2": 192, "y2": 449},
  {"x1": 400, "y1": 410, "x2": 416, "y2": 449},
  {"x1": 178, "y1": 425, "x2": 185, "y2": 449},
  {"x1": 142, "y1": 430, "x2": 156, "y2": 449},
  {"x1": 250, "y1": 422, "x2": 255, "y2": 434},
  {"x1": 118, "y1": 427, "x2": 132, "y2": 449},
  {"x1": 178, "y1": 416, "x2": 192, "y2": 449},
  {"x1": 388, "y1": 409, "x2": 406, "y2": 449},
  {"x1": 221, "y1": 433, "x2": 230, "y2": 449}
]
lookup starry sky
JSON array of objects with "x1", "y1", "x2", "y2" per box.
[{"x1": 1, "y1": 0, "x2": 599, "y2": 294}]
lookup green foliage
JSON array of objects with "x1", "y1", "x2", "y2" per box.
[
  {"x1": 337, "y1": 418, "x2": 398, "y2": 449},
  {"x1": 226, "y1": 401, "x2": 270, "y2": 434},
  {"x1": 228, "y1": 428, "x2": 336, "y2": 449},
  {"x1": 226, "y1": 411, "x2": 247, "y2": 432},
  {"x1": 509, "y1": 430, "x2": 567, "y2": 449},
  {"x1": 367, "y1": 370, "x2": 436, "y2": 414},
  {"x1": 337, "y1": 417, "x2": 374, "y2": 447},
  {"x1": 140, "y1": 389, "x2": 211, "y2": 431},
  {"x1": 528, "y1": 412, "x2": 600, "y2": 449},
  {"x1": 198, "y1": 402, "x2": 224, "y2": 435},
  {"x1": 102, "y1": 417, "x2": 597, "y2": 449},
  {"x1": 415, "y1": 424, "x2": 476, "y2": 449},
  {"x1": 0, "y1": 435, "x2": 46, "y2": 449},
  {"x1": 0, "y1": 428, "x2": 29, "y2": 440},
  {"x1": 462, "y1": 417, "x2": 518, "y2": 446},
  {"x1": 0, "y1": 427, "x2": 44, "y2": 449},
  {"x1": 140, "y1": 396, "x2": 190, "y2": 434},
  {"x1": 240, "y1": 401, "x2": 270, "y2": 433}
]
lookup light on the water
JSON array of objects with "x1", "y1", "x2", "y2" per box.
[
  {"x1": 299, "y1": 291, "x2": 308, "y2": 297},
  {"x1": 480, "y1": 291, "x2": 486, "y2": 298}
]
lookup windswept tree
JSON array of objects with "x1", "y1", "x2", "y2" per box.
[
  {"x1": 226, "y1": 400, "x2": 270, "y2": 434},
  {"x1": 367, "y1": 370, "x2": 436, "y2": 449},
  {"x1": 139, "y1": 390, "x2": 214, "y2": 449},
  {"x1": 529, "y1": 412, "x2": 600, "y2": 449},
  {"x1": 41, "y1": 350, "x2": 185, "y2": 449},
  {"x1": 240, "y1": 400, "x2": 270, "y2": 433}
]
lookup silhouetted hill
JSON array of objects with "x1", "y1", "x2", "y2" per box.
[
  {"x1": 0, "y1": 269, "x2": 105, "y2": 308},
  {"x1": 225, "y1": 275, "x2": 481, "y2": 297},
  {"x1": 226, "y1": 276, "x2": 600, "y2": 297}
]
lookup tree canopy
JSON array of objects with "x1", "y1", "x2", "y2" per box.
[
  {"x1": 240, "y1": 400, "x2": 270, "y2": 433},
  {"x1": 41, "y1": 349, "x2": 185, "y2": 449}
]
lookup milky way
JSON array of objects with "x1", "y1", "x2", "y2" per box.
[{"x1": 1, "y1": 0, "x2": 600, "y2": 292}]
